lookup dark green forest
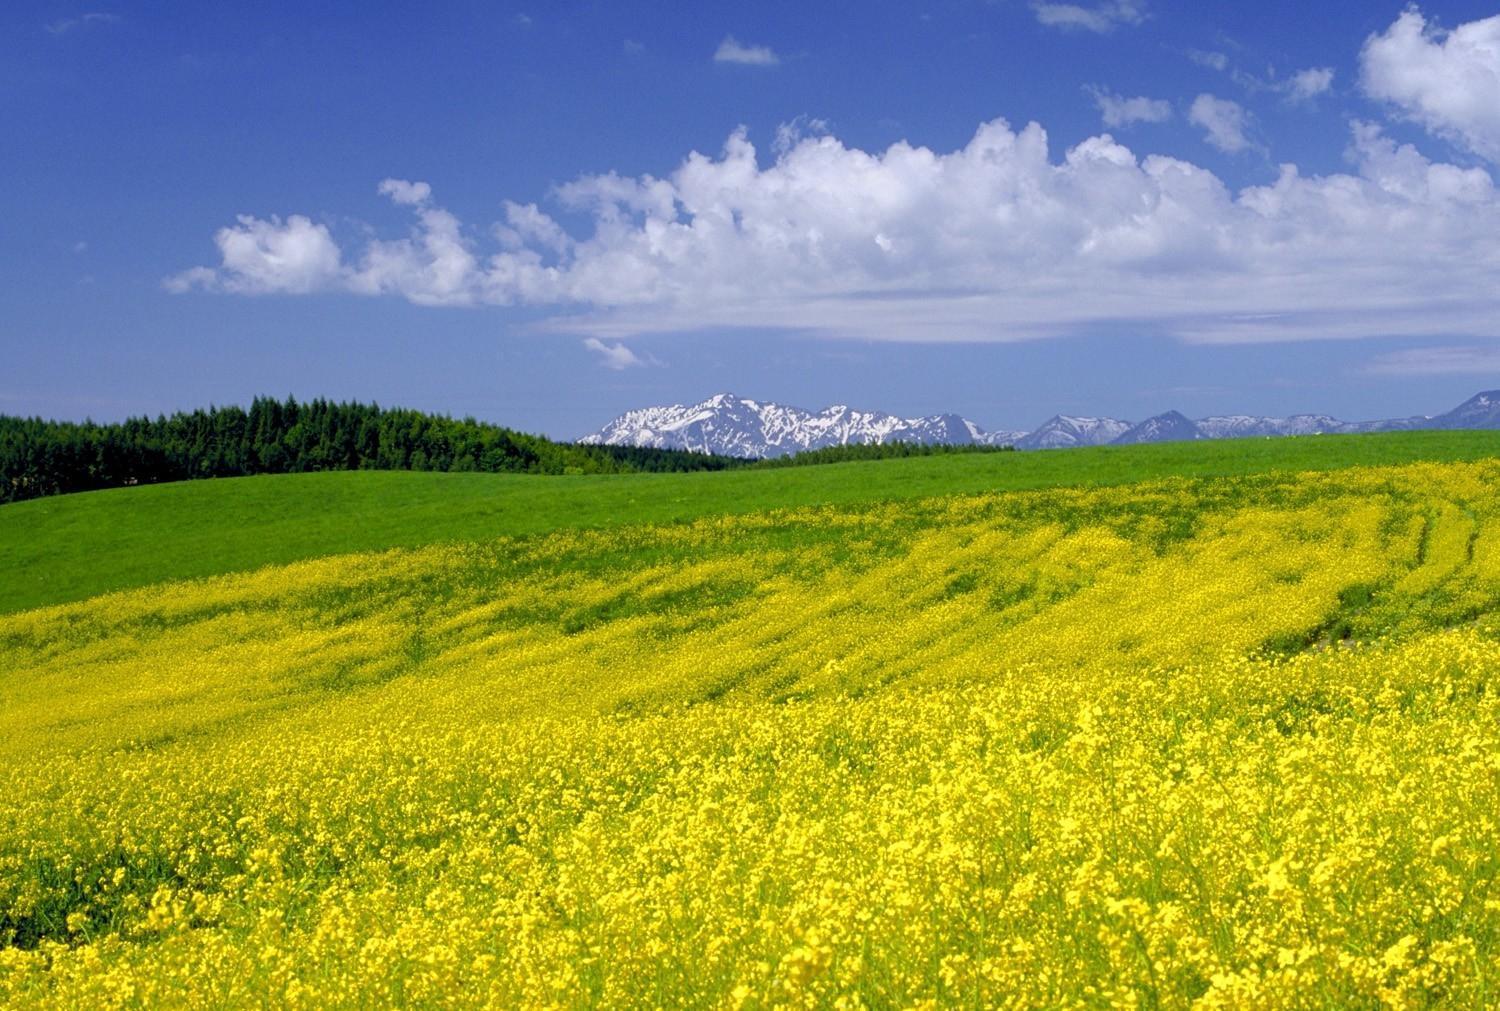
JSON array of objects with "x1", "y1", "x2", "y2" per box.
[
  {"x1": 0, "y1": 397, "x2": 1020, "y2": 504},
  {"x1": 0, "y1": 397, "x2": 746, "y2": 504}
]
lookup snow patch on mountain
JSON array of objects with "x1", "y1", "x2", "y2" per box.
[
  {"x1": 579, "y1": 394, "x2": 1023, "y2": 458},
  {"x1": 1014, "y1": 416, "x2": 1132, "y2": 450},
  {"x1": 1195, "y1": 414, "x2": 1344, "y2": 438}
]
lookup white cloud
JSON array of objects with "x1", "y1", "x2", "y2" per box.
[
  {"x1": 1365, "y1": 345, "x2": 1500, "y2": 376},
  {"x1": 1086, "y1": 87, "x2": 1171, "y2": 127},
  {"x1": 1031, "y1": 1, "x2": 1145, "y2": 33},
  {"x1": 773, "y1": 115, "x2": 832, "y2": 156},
  {"x1": 582, "y1": 338, "x2": 648, "y2": 370},
  {"x1": 1188, "y1": 94, "x2": 1254, "y2": 153},
  {"x1": 1285, "y1": 67, "x2": 1334, "y2": 103},
  {"x1": 623, "y1": 39, "x2": 645, "y2": 56},
  {"x1": 1361, "y1": 8, "x2": 1500, "y2": 163},
  {"x1": 171, "y1": 115, "x2": 1500, "y2": 347},
  {"x1": 1187, "y1": 49, "x2": 1229, "y2": 72},
  {"x1": 377, "y1": 179, "x2": 432, "y2": 206},
  {"x1": 347, "y1": 196, "x2": 480, "y2": 307},
  {"x1": 1188, "y1": 47, "x2": 1333, "y2": 106},
  {"x1": 45, "y1": 12, "x2": 120, "y2": 35},
  {"x1": 495, "y1": 201, "x2": 572, "y2": 257},
  {"x1": 713, "y1": 36, "x2": 779, "y2": 66},
  {"x1": 166, "y1": 214, "x2": 343, "y2": 295}
]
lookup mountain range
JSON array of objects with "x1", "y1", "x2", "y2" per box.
[{"x1": 579, "y1": 391, "x2": 1500, "y2": 459}]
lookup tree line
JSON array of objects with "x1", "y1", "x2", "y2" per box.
[
  {"x1": 0, "y1": 397, "x2": 1021, "y2": 504},
  {"x1": 0, "y1": 397, "x2": 746, "y2": 504},
  {"x1": 754, "y1": 441, "x2": 1014, "y2": 468}
]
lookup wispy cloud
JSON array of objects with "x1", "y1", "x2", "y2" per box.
[
  {"x1": 773, "y1": 115, "x2": 831, "y2": 156},
  {"x1": 45, "y1": 11, "x2": 120, "y2": 35},
  {"x1": 1188, "y1": 93, "x2": 1255, "y2": 153},
  {"x1": 1285, "y1": 67, "x2": 1335, "y2": 103},
  {"x1": 1365, "y1": 346, "x2": 1500, "y2": 376},
  {"x1": 1187, "y1": 48, "x2": 1229, "y2": 71},
  {"x1": 1085, "y1": 87, "x2": 1171, "y2": 127},
  {"x1": 1031, "y1": 1, "x2": 1145, "y2": 34},
  {"x1": 713, "y1": 36, "x2": 779, "y2": 66},
  {"x1": 1187, "y1": 42, "x2": 1335, "y2": 107},
  {"x1": 583, "y1": 338, "x2": 651, "y2": 370}
]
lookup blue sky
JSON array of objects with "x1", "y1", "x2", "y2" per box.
[{"x1": 4, "y1": 2, "x2": 1500, "y2": 436}]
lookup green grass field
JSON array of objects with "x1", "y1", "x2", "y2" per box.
[
  {"x1": 5, "y1": 429, "x2": 1500, "y2": 614},
  {"x1": 8, "y1": 450, "x2": 1500, "y2": 1005}
]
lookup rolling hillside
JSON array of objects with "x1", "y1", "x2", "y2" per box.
[
  {"x1": 5, "y1": 455, "x2": 1500, "y2": 1005},
  {"x1": 7, "y1": 429, "x2": 1500, "y2": 613}
]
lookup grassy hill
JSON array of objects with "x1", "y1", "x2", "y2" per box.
[
  {"x1": 5, "y1": 455, "x2": 1500, "y2": 1006},
  {"x1": 6, "y1": 428, "x2": 1500, "y2": 614}
]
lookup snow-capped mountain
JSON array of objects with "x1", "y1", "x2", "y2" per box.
[
  {"x1": 965, "y1": 419, "x2": 1031, "y2": 447},
  {"x1": 1195, "y1": 414, "x2": 1344, "y2": 439},
  {"x1": 1430, "y1": 390, "x2": 1500, "y2": 429},
  {"x1": 1113, "y1": 411, "x2": 1204, "y2": 445},
  {"x1": 579, "y1": 391, "x2": 1500, "y2": 458},
  {"x1": 1339, "y1": 415, "x2": 1430, "y2": 434},
  {"x1": 1014, "y1": 415, "x2": 1132, "y2": 450},
  {"x1": 1343, "y1": 390, "x2": 1500, "y2": 434},
  {"x1": 578, "y1": 393, "x2": 1024, "y2": 458}
]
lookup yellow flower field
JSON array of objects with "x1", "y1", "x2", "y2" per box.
[{"x1": 4, "y1": 461, "x2": 1500, "y2": 1007}]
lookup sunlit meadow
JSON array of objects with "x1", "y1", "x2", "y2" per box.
[{"x1": 5, "y1": 461, "x2": 1500, "y2": 1007}]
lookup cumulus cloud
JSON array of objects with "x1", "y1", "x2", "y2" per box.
[
  {"x1": 170, "y1": 115, "x2": 1500, "y2": 346},
  {"x1": 165, "y1": 214, "x2": 343, "y2": 295},
  {"x1": 1031, "y1": 1, "x2": 1146, "y2": 33},
  {"x1": 1361, "y1": 8, "x2": 1500, "y2": 163},
  {"x1": 1188, "y1": 94, "x2": 1254, "y2": 153},
  {"x1": 582, "y1": 338, "x2": 648, "y2": 370},
  {"x1": 713, "y1": 36, "x2": 779, "y2": 66},
  {"x1": 1284, "y1": 67, "x2": 1334, "y2": 103},
  {"x1": 1086, "y1": 87, "x2": 1171, "y2": 127},
  {"x1": 1365, "y1": 345, "x2": 1500, "y2": 376}
]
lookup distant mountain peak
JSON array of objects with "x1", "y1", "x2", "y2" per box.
[
  {"x1": 579, "y1": 394, "x2": 1020, "y2": 458},
  {"x1": 580, "y1": 390, "x2": 1500, "y2": 458},
  {"x1": 1015, "y1": 415, "x2": 1132, "y2": 450},
  {"x1": 1113, "y1": 411, "x2": 1203, "y2": 446},
  {"x1": 1443, "y1": 390, "x2": 1500, "y2": 424}
]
